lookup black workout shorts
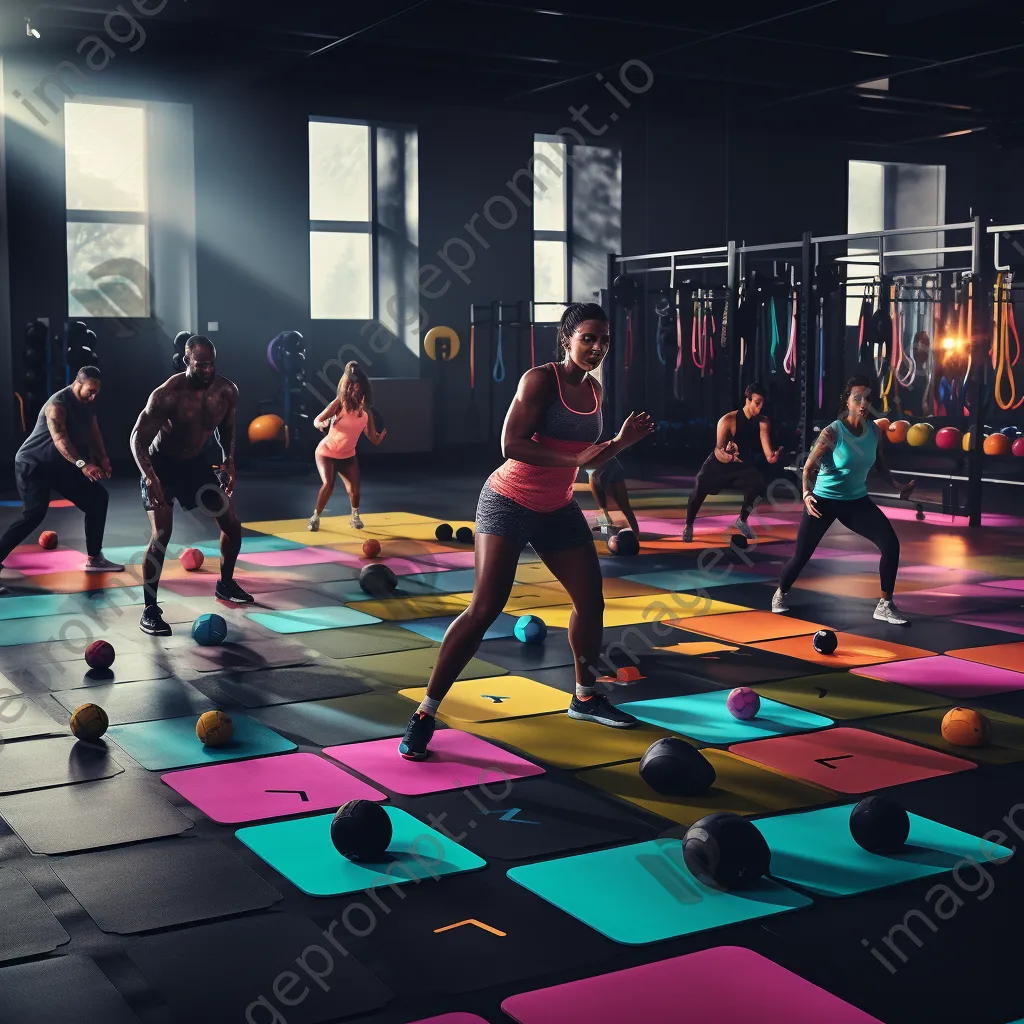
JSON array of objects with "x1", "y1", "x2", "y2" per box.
[
  {"x1": 141, "y1": 453, "x2": 228, "y2": 514},
  {"x1": 475, "y1": 483, "x2": 592, "y2": 554},
  {"x1": 695, "y1": 454, "x2": 766, "y2": 495}
]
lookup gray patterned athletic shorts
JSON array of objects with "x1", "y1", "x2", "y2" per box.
[{"x1": 475, "y1": 483, "x2": 592, "y2": 553}]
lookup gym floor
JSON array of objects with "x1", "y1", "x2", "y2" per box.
[{"x1": 1, "y1": 460, "x2": 1023, "y2": 1024}]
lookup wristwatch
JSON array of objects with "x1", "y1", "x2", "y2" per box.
[{"x1": 75, "y1": 459, "x2": 86, "y2": 469}]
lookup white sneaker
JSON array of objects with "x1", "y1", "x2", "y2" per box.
[
  {"x1": 308, "y1": 512, "x2": 320, "y2": 532},
  {"x1": 682, "y1": 525, "x2": 694, "y2": 543},
  {"x1": 350, "y1": 513, "x2": 364, "y2": 530},
  {"x1": 874, "y1": 598, "x2": 909, "y2": 626},
  {"x1": 772, "y1": 588, "x2": 790, "y2": 614},
  {"x1": 733, "y1": 518, "x2": 754, "y2": 540}
]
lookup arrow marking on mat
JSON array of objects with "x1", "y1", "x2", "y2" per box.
[
  {"x1": 266, "y1": 789, "x2": 309, "y2": 801},
  {"x1": 480, "y1": 695, "x2": 510, "y2": 703},
  {"x1": 480, "y1": 807, "x2": 541, "y2": 825},
  {"x1": 433, "y1": 919, "x2": 507, "y2": 937},
  {"x1": 814, "y1": 687, "x2": 828, "y2": 698},
  {"x1": 814, "y1": 756, "x2": 853, "y2": 770}
]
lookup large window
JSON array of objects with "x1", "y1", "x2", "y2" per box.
[
  {"x1": 846, "y1": 159, "x2": 946, "y2": 325},
  {"x1": 65, "y1": 101, "x2": 150, "y2": 318},
  {"x1": 533, "y1": 137, "x2": 568, "y2": 324},
  {"x1": 309, "y1": 119, "x2": 373, "y2": 320}
]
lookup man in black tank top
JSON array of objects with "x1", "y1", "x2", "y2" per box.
[
  {"x1": 683, "y1": 381, "x2": 783, "y2": 542},
  {"x1": 0, "y1": 367, "x2": 123, "y2": 594}
]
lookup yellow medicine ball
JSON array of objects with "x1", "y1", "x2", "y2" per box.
[
  {"x1": 70, "y1": 703, "x2": 108, "y2": 741},
  {"x1": 906, "y1": 422, "x2": 934, "y2": 447},
  {"x1": 196, "y1": 710, "x2": 234, "y2": 747}
]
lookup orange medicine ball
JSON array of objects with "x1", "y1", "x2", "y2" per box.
[{"x1": 941, "y1": 707, "x2": 991, "y2": 747}]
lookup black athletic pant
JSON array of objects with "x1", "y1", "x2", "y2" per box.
[
  {"x1": 0, "y1": 459, "x2": 109, "y2": 564},
  {"x1": 780, "y1": 495, "x2": 900, "y2": 596},
  {"x1": 686, "y1": 455, "x2": 767, "y2": 528}
]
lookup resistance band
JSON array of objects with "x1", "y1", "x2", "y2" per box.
[
  {"x1": 894, "y1": 284, "x2": 916, "y2": 389},
  {"x1": 994, "y1": 272, "x2": 1023, "y2": 411},
  {"x1": 769, "y1": 295, "x2": 781, "y2": 374},
  {"x1": 817, "y1": 296, "x2": 825, "y2": 408},
  {"x1": 492, "y1": 316, "x2": 505, "y2": 383},
  {"x1": 857, "y1": 285, "x2": 874, "y2": 363},
  {"x1": 673, "y1": 288, "x2": 685, "y2": 401},
  {"x1": 653, "y1": 295, "x2": 669, "y2": 366},
  {"x1": 783, "y1": 287, "x2": 797, "y2": 379}
]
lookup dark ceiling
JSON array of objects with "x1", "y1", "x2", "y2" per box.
[{"x1": 4, "y1": 0, "x2": 1024, "y2": 147}]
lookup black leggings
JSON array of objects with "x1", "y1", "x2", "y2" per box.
[
  {"x1": 0, "y1": 459, "x2": 109, "y2": 564},
  {"x1": 686, "y1": 455, "x2": 766, "y2": 528},
  {"x1": 780, "y1": 495, "x2": 900, "y2": 596}
]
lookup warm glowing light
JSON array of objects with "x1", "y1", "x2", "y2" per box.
[{"x1": 941, "y1": 337, "x2": 960, "y2": 352}]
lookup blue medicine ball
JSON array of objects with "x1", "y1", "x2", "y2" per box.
[
  {"x1": 191, "y1": 613, "x2": 228, "y2": 647},
  {"x1": 514, "y1": 614, "x2": 547, "y2": 644}
]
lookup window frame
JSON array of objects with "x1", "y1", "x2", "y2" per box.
[
  {"x1": 64, "y1": 97, "x2": 151, "y2": 319},
  {"x1": 533, "y1": 133, "x2": 572, "y2": 321},
  {"x1": 308, "y1": 116, "x2": 377, "y2": 321}
]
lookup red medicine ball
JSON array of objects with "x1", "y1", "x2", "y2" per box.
[
  {"x1": 38, "y1": 530, "x2": 58, "y2": 550},
  {"x1": 362, "y1": 539, "x2": 381, "y2": 558},
  {"x1": 85, "y1": 639, "x2": 115, "y2": 670},
  {"x1": 179, "y1": 548, "x2": 204, "y2": 572}
]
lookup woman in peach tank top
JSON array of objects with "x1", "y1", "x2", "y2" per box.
[
  {"x1": 309, "y1": 361, "x2": 386, "y2": 531},
  {"x1": 399, "y1": 302, "x2": 655, "y2": 760}
]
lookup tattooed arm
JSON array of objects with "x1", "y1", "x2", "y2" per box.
[{"x1": 801, "y1": 425, "x2": 837, "y2": 519}]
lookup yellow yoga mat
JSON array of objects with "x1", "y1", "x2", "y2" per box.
[
  {"x1": 348, "y1": 593, "x2": 472, "y2": 622},
  {"x1": 467, "y1": 712, "x2": 674, "y2": 770},
  {"x1": 371, "y1": 520, "x2": 476, "y2": 540},
  {"x1": 515, "y1": 563, "x2": 558, "y2": 585},
  {"x1": 399, "y1": 676, "x2": 570, "y2": 722},
  {"x1": 754, "y1": 672, "x2": 945, "y2": 721},
  {"x1": 578, "y1": 749, "x2": 836, "y2": 827},
  {"x1": 330, "y1": 647, "x2": 507, "y2": 690},
  {"x1": 501, "y1": 584, "x2": 571, "y2": 614},
  {"x1": 513, "y1": 596, "x2": 746, "y2": 630}
]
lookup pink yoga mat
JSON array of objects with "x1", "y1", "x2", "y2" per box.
[
  {"x1": 5, "y1": 550, "x2": 87, "y2": 575},
  {"x1": 980, "y1": 578, "x2": 1024, "y2": 593},
  {"x1": 162, "y1": 574, "x2": 298, "y2": 598},
  {"x1": 412, "y1": 551, "x2": 477, "y2": 570},
  {"x1": 407, "y1": 1017, "x2": 489, "y2": 1024},
  {"x1": 240, "y1": 547, "x2": 437, "y2": 575},
  {"x1": 730, "y1": 726, "x2": 973, "y2": 793},
  {"x1": 879, "y1": 507, "x2": 1024, "y2": 528},
  {"x1": 501, "y1": 946, "x2": 883, "y2": 1023},
  {"x1": 955, "y1": 613, "x2": 1024, "y2": 638},
  {"x1": 853, "y1": 655, "x2": 1024, "y2": 697},
  {"x1": 323, "y1": 730, "x2": 544, "y2": 796},
  {"x1": 162, "y1": 752, "x2": 386, "y2": 824}
]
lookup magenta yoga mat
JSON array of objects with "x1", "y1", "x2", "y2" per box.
[
  {"x1": 501, "y1": 946, "x2": 883, "y2": 1024},
  {"x1": 955, "y1": 613, "x2": 1024, "y2": 638},
  {"x1": 853, "y1": 655, "x2": 1024, "y2": 698}
]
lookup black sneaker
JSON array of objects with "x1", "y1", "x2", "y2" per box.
[
  {"x1": 140, "y1": 605, "x2": 172, "y2": 636},
  {"x1": 216, "y1": 579, "x2": 255, "y2": 604},
  {"x1": 399, "y1": 711, "x2": 436, "y2": 760},
  {"x1": 568, "y1": 693, "x2": 639, "y2": 728}
]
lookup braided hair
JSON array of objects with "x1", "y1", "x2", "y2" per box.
[{"x1": 558, "y1": 302, "x2": 608, "y2": 351}]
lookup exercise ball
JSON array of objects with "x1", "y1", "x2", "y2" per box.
[
  {"x1": 191, "y1": 613, "x2": 228, "y2": 647},
  {"x1": 941, "y1": 707, "x2": 991, "y2": 747},
  {"x1": 196, "y1": 710, "x2": 234, "y2": 747},
  {"x1": 179, "y1": 547, "x2": 204, "y2": 572},
  {"x1": 935, "y1": 426, "x2": 961, "y2": 451},
  {"x1": 1014, "y1": 437, "x2": 1024, "y2": 457},
  {"x1": 38, "y1": 530, "x2": 58, "y2": 550},
  {"x1": 726, "y1": 687, "x2": 760, "y2": 720},
  {"x1": 873, "y1": 417, "x2": 890, "y2": 433},
  {"x1": 906, "y1": 422, "x2": 934, "y2": 447},
  {"x1": 248, "y1": 414, "x2": 286, "y2": 445},
  {"x1": 331, "y1": 800, "x2": 392, "y2": 862},
  {"x1": 514, "y1": 614, "x2": 547, "y2": 644},
  {"x1": 730, "y1": 534, "x2": 749, "y2": 550},
  {"x1": 84, "y1": 639, "x2": 115, "y2": 671},
  {"x1": 850, "y1": 795, "x2": 910, "y2": 854},
  {"x1": 639, "y1": 738, "x2": 716, "y2": 797},
  {"x1": 359, "y1": 563, "x2": 397, "y2": 597},
  {"x1": 455, "y1": 526, "x2": 474, "y2": 543},
  {"x1": 362, "y1": 539, "x2": 381, "y2": 558},
  {"x1": 984, "y1": 433, "x2": 1011, "y2": 456},
  {"x1": 70, "y1": 703, "x2": 108, "y2": 741},
  {"x1": 887, "y1": 420, "x2": 910, "y2": 444},
  {"x1": 434, "y1": 523, "x2": 454, "y2": 541},
  {"x1": 682, "y1": 812, "x2": 771, "y2": 890},
  {"x1": 612, "y1": 529, "x2": 639, "y2": 556},
  {"x1": 813, "y1": 629, "x2": 838, "y2": 655}
]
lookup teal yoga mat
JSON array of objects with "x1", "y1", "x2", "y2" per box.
[
  {"x1": 0, "y1": 587, "x2": 148, "y2": 621},
  {"x1": 247, "y1": 605, "x2": 381, "y2": 634},
  {"x1": 619, "y1": 690, "x2": 833, "y2": 745},
  {"x1": 108, "y1": 714, "x2": 295, "y2": 770},
  {"x1": 236, "y1": 806, "x2": 486, "y2": 897},
  {"x1": 507, "y1": 838, "x2": 812, "y2": 945},
  {"x1": 753, "y1": 804, "x2": 1014, "y2": 897},
  {"x1": 399, "y1": 612, "x2": 517, "y2": 644},
  {"x1": 622, "y1": 569, "x2": 772, "y2": 591}
]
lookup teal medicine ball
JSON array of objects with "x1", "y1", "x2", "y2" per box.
[
  {"x1": 514, "y1": 614, "x2": 546, "y2": 644},
  {"x1": 191, "y1": 613, "x2": 228, "y2": 647}
]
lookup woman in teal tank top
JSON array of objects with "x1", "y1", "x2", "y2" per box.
[{"x1": 772, "y1": 376, "x2": 917, "y2": 626}]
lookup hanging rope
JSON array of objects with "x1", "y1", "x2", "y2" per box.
[
  {"x1": 673, "y1": 288, "x2": 685, "y2": 401},
  {"x1": 994, "y1": 272, "x2": 1024, "y2": 411},
  {"x1": 492, "y1": 315, "x2": 505, "y2": 383},
  {"x1": 653, "y1": 295, "x2": 669, "y2": 366},
  {"x1": 895, "y1": 283, "x2": 916, "y2": 389},
  {"x1": 817, "y1": 295, "x2": 825, "y2": 408}
]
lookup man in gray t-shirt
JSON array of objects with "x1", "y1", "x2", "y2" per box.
[{"x1": 0, "y1": 366, "x2": 123, "y2": 594}]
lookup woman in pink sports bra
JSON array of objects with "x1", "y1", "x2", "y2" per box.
[
  {"x1": 309, "y1": 361, "x2": 386, "y2": 531},
  {"x1": 399, "y1": 302, "x2": 655, "y2": 760}
]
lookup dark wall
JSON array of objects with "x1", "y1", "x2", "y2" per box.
[{"x1": 5, "y1": 48, "x2": 1024, "y2": 466}]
